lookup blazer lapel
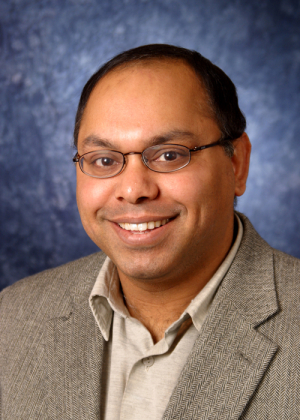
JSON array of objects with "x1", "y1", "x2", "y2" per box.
[
  {"x1": 163, "y1": 298, "x2": 278, "y2": 420},
  {"x1": 45, "y1": 275, "x2": 105, "y2": 420},
  {"x1": 163, "y1": 215, "x2": 279, "y2": 420}
]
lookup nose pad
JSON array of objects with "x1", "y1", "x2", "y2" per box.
[{"x1": 114, "y1": 154, "x2": 159, "y2": 203}]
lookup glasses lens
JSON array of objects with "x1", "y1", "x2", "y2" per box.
[
  {"x1": 81, "y1": 150, "x2": 124, "y2": 178},
  {"x1": 143, "y1": 144, "x2": 190, "y2": 172}
]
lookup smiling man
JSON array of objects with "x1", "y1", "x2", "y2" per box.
[{"x1": 1, "y1": 44, "x2": 300, "y2": 419}]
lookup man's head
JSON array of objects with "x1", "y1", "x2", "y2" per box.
[
  {"x1": 74, "y1": 44, "x2": 246, "y2": 156},
  {"x1": 74, "y1": 44, "x2": 251, "y2": 287}
]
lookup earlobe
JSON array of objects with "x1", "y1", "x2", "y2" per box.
[{"x1": 231, "y1": 132, "x2": 251, "y2": 197}]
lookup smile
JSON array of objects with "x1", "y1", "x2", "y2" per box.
[{"x1": 118, "y1": 219, "x2": 170, "y2": 233}]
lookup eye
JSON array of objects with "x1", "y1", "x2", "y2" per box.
[
  {"x1": 84, "y1": 151, "x2": 123, "y2": 168},
  {"x1": 154, "y1": 148, "x2": 186, "y2": 162},
  {"x1": 94, "y1": 156, "x2": 118, "y2": 167},
  {"x1": 80, "y1": 150, "x2": 124, "y2": 177},
  {"x1": 157, "y1": 151, "x2": 178, "y2": 161}
]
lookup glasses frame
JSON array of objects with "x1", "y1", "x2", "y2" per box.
[{"x1": 73, "y1": 138, "x2": 229, "y2": 179}]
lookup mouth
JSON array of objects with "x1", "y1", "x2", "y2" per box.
[{"x1": 118, "y1": 218, "x2": 170, "y2": 234}]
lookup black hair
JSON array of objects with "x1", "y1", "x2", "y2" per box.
[{"x1": 73, "y1": 44, "x2": 246, "y2": 156}]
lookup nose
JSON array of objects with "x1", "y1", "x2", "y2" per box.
[{"x1": 114, "y1": 154, "x2": 159, "y2": 204}]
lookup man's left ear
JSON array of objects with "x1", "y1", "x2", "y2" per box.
[{"x1": 231, "y1": 132, "x2": 251, "y2": 197}]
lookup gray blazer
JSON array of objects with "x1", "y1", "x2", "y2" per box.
[{"x1": 1, "y1": 214, "x2": 300, "y2": 419}]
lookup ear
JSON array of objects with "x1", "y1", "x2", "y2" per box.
[{"x1": 231, "y1": 132, "x2": 251, "y2": 197}]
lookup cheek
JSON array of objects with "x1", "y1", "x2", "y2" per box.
[
  {"x1": 160, "y1": 171, "x2": 206, "y2": 215},
  {"x1": 165, "y1": 161, "x2": 234, "y2": 216},
  {"x1": 76, "y1": 172, "x2": 111, "y2": 218}
]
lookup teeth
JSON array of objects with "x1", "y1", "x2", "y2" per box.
[
  {"x1": 138, "y1": 223, "x2": 148, "y2": 231},
  {"x1": 119, "y1": 219, "x2": 169, "y2": 232},
  {"x1": 148, "y1": 221, "x2": 155, "y2": 229}
]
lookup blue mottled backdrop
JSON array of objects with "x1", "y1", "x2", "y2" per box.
[{"x1": 1, "y1": 0, "x2": 300, "y2": 289}]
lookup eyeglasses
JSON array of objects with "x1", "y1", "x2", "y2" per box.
[{"x1": 73, "y1": 139, "x2": 225, "y2": 179}]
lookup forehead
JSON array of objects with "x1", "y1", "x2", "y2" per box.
[
  {"x1": 78, "y1": 60, "x2": 217, "y2": 150},
  {"x1": 88, "y1": 59, "x2": 211, "y2": 113}
]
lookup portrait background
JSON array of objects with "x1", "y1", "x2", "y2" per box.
[{"x1": 1, "y1": 0, "x2": 300, "y2": 290}]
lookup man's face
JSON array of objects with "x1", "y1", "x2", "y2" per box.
[{"x1": 76, "y1": 61, "x2": 248, "y2": 285}]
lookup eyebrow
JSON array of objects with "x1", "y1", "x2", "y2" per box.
[
  {"x1": 148, "y1": 130, "x2": 198, "y2": 146},
  {"x1": 80, "y1": 130, "x2": 199, "y2": 151},
  {"x1": 81, "y1": 135, "x2": 116, "y2": 150}
]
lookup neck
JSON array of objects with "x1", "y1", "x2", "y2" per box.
[
  {"x1": 118, "y1": 217, "x2": 237, "y2": 342},
  {"x1": 121, "y1": 282, "x2": 196, "y2": 343},
  {"x1": 118, "y1": 255, "x2": 224, "y2": 343}
]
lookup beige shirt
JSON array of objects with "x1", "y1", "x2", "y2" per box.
[{"x1": 90, "y1": 215, "x2": 243, "y2": 420}]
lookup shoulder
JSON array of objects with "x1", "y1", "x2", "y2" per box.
[
  {"x1": 238, "y1": 212, "x2": 300, "y2": 269},
  {"x1": 271, "y1": 248, "x2": 300, "y2": 305},
  {"x1": 235, "y1": 212, "x2": 300, "y2": 300},
  {"x1": 272, "y1": 246, "x2": 300, "y2": 270},
  {"x1": 0, "y1": 251, "x2": 106, "y2": 320}
]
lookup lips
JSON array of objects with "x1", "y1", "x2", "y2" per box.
[{"x1": 118, "y1": 219, "x2": 169, "y2": 232}]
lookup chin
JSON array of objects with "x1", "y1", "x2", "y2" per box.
[{"x1": 116, "y1": 258, "x2": 171, "y2": 282}]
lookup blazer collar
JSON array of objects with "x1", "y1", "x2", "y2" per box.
[
  {"x1": 163, "y1": 214, "x2": 279, "y2": 420},
  {"x1": 219, "y1": 212, "x2": 279, "y2": 327},
  {"x1": 45, "y1": 252, "x2": 106, "y2": 419}
]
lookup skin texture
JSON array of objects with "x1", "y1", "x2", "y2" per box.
[{"x1": 76, "y1": 60, "x2": 251, "y2": 341}]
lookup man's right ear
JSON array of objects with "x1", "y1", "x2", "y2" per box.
[{"x1": 231, "y1": 132, "x2": 251, "y2": 197}]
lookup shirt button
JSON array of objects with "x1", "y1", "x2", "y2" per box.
[{"x1": 142, "y1": 356, "x2": 155, "y2": 369}]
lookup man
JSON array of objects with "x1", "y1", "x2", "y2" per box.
[{"x1": 1, "y1": 44, "x2": 299, "y2": 419}]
